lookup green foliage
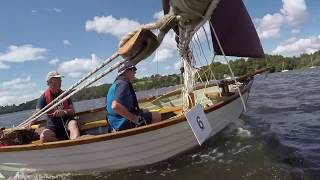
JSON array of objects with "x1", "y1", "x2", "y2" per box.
[
  {"x1": 0, "y1": 99, "x2": 37, "y2": 115},
  {"x1": 71, "y1": 84, "x2": 111, "y2": 102},
  {"x1": 1, "y1": 50, "x2": 320, "y2": 114},
  {"x1": 133, "y1": 74, "x2": 180, "y2": 91}
]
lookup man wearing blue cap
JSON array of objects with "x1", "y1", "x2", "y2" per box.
[{"x1": 106, "y1": 61, "x2": 161, "y2": 131}]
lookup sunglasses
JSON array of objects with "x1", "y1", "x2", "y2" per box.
[{"x1": 128, "y1": 67, "x2": 137, "y2": 72}]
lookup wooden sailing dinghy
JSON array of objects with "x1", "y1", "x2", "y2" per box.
[
  {"x1": 0, "y1": 0, "x2": 265, "y2": 175},
  {"x1": 0, "y1": 76, "x2": 255, "y2": 172}
]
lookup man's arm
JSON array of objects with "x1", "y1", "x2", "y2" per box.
[
  {"x1": 52, "y1": 105, "x2": 75, "y2": 118},
  {"x1": 62, "y1": 104, "x2": 75, "y2": 117},
  {"x1": 52, "y1": 98, "x2": 75, "y2": 118},
  {"x1": 111, "y1": 100, "x2": 139, "y2": 122}
]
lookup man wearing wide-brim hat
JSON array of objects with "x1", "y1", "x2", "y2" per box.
[
  {"x1": 106, "y1": 61, "x2": 161, "y2": 131},
  {"x1": 35, "y1": 71, "x2": 80, "y2": 142}
]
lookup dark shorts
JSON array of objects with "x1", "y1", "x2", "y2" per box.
[
  {"x1": 47, "y1": 117, "x2": 71, "y2": 140},
  {"x1": 118, "y1": 111, "x2": 152, "y2": 131}
]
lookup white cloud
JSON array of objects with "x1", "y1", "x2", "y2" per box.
[
  {"x1": 0, "y1": 62, "x2": 10, "y2": 69},
  {"x1": 0, "y1": 45, "x2": 47, "y2": 64},
  {"x1": 291, "y1": 29, "x2": 300, "y2": 34},
  {"x1": 280, "y1": 0, "x2": 308, "y2": 27},
  {"x1": 272, "y1": 35, "x2": 320, "y2": 56},
  {"x1": 85, "y1": 15, "x2": 141, "y2": 38},
  {"x1": 174, "y1": 61, "x2": 181, "y2": 70},
  {"x1": 152, "y1": 30, "x2": 177, "y2": 62},
  {"x1": 46, "y1": 8, "x2": 62, "y2": 13},
  {"x1": 154, "y1": 48, "x2": 174, "y2": 62},
  {"x1": 58, "y1": 54, "x2": 101, "y2": 78},
  {"x1": 0, "y1": 76, "x2": 41, "y2": 106},
  {"x1": 255, "y1": 0, "x2": 308, "y2": 39},
  {"x1": 140, "y1": 68, "x2": 147, "y2": 73},
  {"x1": 53, "y1": 8, "x2": 62, "y2": 13},
  {"x1": 49, "y1": 58, "x2": 60, "y2": 65},
  {"x1": 63, "y1": 40, "x2": 70, "y2": 45},
  {"x1": 256, "y1": 13, "x2": 284, "y2": 39},
  {"x1": 153, "y1": 11, "x2": 164, "y2": 20}
]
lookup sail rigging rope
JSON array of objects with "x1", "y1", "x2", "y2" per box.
[
  {"x1": 202, "y1": 26, "x2": 212, "y2": 52},
  {"x1": 171, "y1": 0, "x2": 221, "y2": 111},
  {"x1": 195, "y1": 70, "x2": 209, "y2": 105},
  {"x1": 209, "y1": 21, "x2": 247, "y2": 112},
  {"x1": 61, "y1": 118, "x2": 70, "y2": 140},
  {"x1": 19, "y1": 58, "x2": 127, "y2": 128},
  {"x1": 191, "y1": 28, "x2": 221, "y2": 98},
  {"x1": 18, "y1": 53, "x2": 120, "y2": 128}
]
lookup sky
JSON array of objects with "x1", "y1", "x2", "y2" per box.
[{"x1": 0, "y1": 0, "x2": 319, "y2": 106}]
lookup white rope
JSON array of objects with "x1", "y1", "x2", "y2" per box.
[
  {"x1": 195, "y1": 70, "x2": 208, "y2": 105},
  {"x1": 175, "y1": 1, "x2": 220, "y2": 106},
  {"x1": 191, "y1": 35, "x2": 220, "y2": 105},
  {"x1": 181, "y1": 51, "x2": 196, "y2": 111},
  {"x1": 18, "y1": 53, "x2": 119, "y2": 128},
  {"x1": 61, "y1": 118, "x2": 70, "y2": 139},
  {"x1": 191, "y1": 38, "x2": 203, "y2": 58},
  {"x1": 202, "y1": 26, "x2": 212, "y2": 52},
  {"x1": 210, "y1": 55, "x2": 222, "y2": 96},
  {"x1": 195, "y1": 31, "x2": 218, "y2": 88},
  {"x1": 209, "y1": 21, "x2": 247, "y2": 112},
  {"x1": 190, "y1": 32, "x2": 216, "y2": 89},
  {"x1": 20, "y1": 59, "x2": 126, "y2": 128},
  {"x1": 155, "y1": 49, "x2": 160, "y2": 97}
]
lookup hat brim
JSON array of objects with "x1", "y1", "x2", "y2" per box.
[
  {"x1": 47, "y1": 75, "x2": 64, "y2": 81},
  {"x1": 117, "y1": 66, "x2": 137, "y2": 76}
]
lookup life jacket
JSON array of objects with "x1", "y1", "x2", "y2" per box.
[{"x1": 44, "y1": 88, "x2": 70, "y2": 118}]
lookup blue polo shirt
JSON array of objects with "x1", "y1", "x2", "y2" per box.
[{"x1": 106, "y1": 77, "x2": 139, "y2": 130}]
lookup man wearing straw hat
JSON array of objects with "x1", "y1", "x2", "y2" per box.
[
  {"x1": 106, "y1": 61, "x2": 161, "y2": 131},
  {"x1": 36, "y1": 71, "x2": 80, "y2": 142}
]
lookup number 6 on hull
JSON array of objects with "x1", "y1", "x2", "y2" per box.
[{"x1": 185, "y1": 104, "x2": 213, "y2": 145}]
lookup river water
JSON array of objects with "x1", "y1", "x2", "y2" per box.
[{"x1": 0, "y1": 68, "x2": 319, "y2": 180}]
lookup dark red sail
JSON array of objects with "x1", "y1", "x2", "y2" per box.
[{"x1": 210, "y1": 0, "x2": 264, "y2": 58}]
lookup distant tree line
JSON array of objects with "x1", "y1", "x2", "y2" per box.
[{"x1": 1, "y1": 51, "x2": 319, "y2": 115}]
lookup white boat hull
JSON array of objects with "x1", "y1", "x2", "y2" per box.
[{"x1": 0, "y1": 82, "x2": 251, "y2": 174}]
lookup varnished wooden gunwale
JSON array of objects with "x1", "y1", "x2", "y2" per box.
[{"x1": 0, "y1": 79, "x2": 253, "y2": 152}]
